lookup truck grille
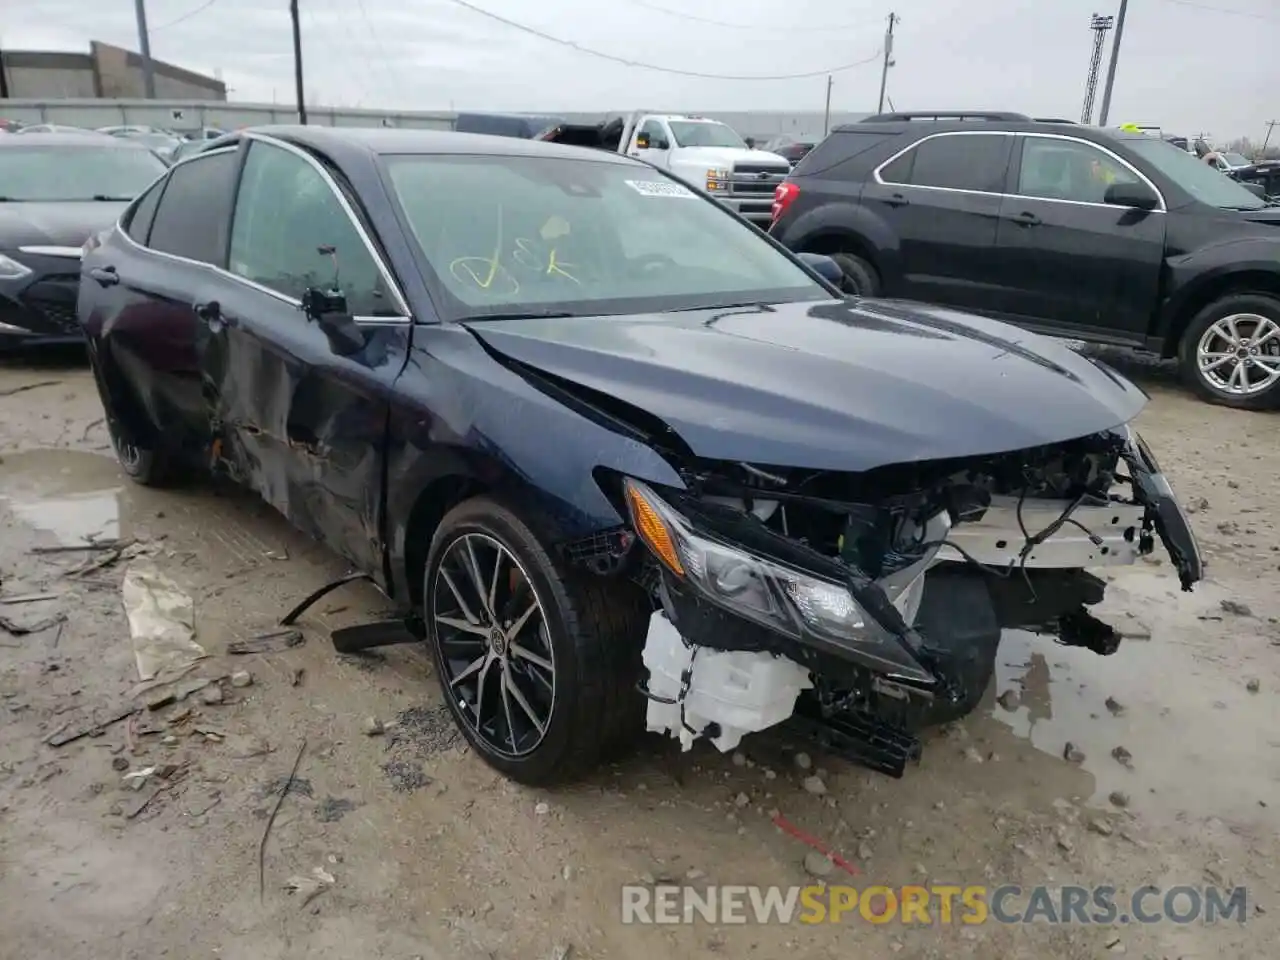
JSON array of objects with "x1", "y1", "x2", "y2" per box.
[{"x1": 728, "y1": 163, "x2": 790, "y2": 197}]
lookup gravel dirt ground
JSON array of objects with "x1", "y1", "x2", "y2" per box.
[{"x1": 0, "y1": 349, "x2": 1276, "y2": 960}]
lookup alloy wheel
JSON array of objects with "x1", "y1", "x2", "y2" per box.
[
  {"x1": 1195, "y1": 313, "x2": 1280, "y2": 396},
  {"x1": 431, "y1": 532, "x2": 556, "y2": 758},
  {"x1": 109, "y1": 421, "x2": 142, "y2": 471}
]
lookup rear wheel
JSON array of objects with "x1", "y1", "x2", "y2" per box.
[
  {"x1": 106, "y1": 418, "x2": 181, "y2": 487},
  {"x1": 424, "y1": 497, "x2": 648, "y2": 785},
  {"x1": 828, "y1": 252, "x2": 881, "y2": 297},
  {"x1": 1178, "y1": 293, "x2": 1280, "y2": 409}
]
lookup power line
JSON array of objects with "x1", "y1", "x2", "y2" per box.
[
  {"x1": 444, "y1": 0, "x2": 882, "y2": 80},
  {"x1": 623, "y1": 0, "x2": 885, "y2": 33},
  {"x1": 349, "y1": 0, "x2": 405, "y2": 92},
  {"x1": 1159, "y1": 0, "x2": 1279, "y2": 22},
  {"x1": 151, "y1": 0, "x2": 222, "y2": 31}
]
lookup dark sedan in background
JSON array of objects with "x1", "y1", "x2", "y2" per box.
[{"x1": 0, "y1": 133, "x2": 168, "y2": 349}]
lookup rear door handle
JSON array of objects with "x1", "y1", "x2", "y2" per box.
[
  {"x1": 886, "y1": 192, "x2": 910, "y2": 208},
  {"x1": 1011, "y1": 211, "x2": 1042, "y2": 227},
  {"x1": 89, "y1": 266, "x2": 119, "y2": 287}
]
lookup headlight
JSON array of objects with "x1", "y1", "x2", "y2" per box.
[
  {"x1": 0, "y1": 253, "x2": 32, "y2": 280},
  {"x1": 623, "y1": 477, "x2": 867, "y2": 643},
  {"x1": 705, "y1": 167, "x2": 731, "y2": 191}
]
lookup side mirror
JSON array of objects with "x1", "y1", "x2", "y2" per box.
[
  {"x1": 1103, "y1": 181, "x2": 1159, "y2": 211},
  {"x1": 302, "y1": 286, "x2": 365, "y2": 356},
  {"x1": 795, "y1": 252, "x2": 844, "y2": 287},
  {"x1": 635, "y1": 132, "x2": 650, "y2": 149}
]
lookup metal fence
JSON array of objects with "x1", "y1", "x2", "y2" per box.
[{"x1": 0, "y1": 98, "x2": 867, "y2": 141}]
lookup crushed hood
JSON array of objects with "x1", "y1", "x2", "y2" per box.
[
  {"x1": 0, "y1": 201, "x2": 128, "y2": 250},
  {"x1": 466, "y1": 298, "x2": 1148, "y2": 472}
]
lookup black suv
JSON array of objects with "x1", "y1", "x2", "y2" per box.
[{"x1": 770, "y1": 111, "x2": 1280, "y2": 409}]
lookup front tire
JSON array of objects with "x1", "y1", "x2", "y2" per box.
[
  {"x1": 1178, "y1": 293, "x2": 1280, "y2": 410},
  {"x1": 424, "y1": 497, "x2": 648, "y2": 785}
]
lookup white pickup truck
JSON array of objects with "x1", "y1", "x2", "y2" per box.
[{"x1": 537, "y1": 111, "x2": 793, "y2": 225}]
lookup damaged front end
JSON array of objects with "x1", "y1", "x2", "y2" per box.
[{"x1": 613, "y1": 425, "x2": 1202, "y2": 777}]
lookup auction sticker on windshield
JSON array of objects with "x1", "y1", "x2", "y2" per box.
[{"x1": 625, "y1": 180, "x2": 697, "y2": 198}]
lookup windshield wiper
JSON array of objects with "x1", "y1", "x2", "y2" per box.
[
  {"x1": 91, "y1": 195, "x2": 133, "y2": 202},
  {"x1": 460, "y1": 310, "x2": 578, "y2": 323},
  {"x1": 665, "y1": 301, "x2": 777, "y2": 313}
]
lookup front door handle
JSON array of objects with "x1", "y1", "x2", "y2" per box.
[
  {"x1": 886, "y1": 192, "x2": 910, "y2": 208},
  {"x1": 89, "y1": 266, "x2": 119, "y2": 287},
  {"x1": 195, "y1": 300, "x2": 224, "y2": 332},
  {"x1": 1011, "y1": 211, "x2": 1042, "y2": 227}
]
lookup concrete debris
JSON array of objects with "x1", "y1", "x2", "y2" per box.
[
  {"x1": 803, "y1": 850, "x2": 835, "y2": 878},
  {"x1": 801, "y1": 775, "x2": 826, "y2": 796},
  {"x1": 284, "y1": 866, "x2": 335, "y2": 906}
]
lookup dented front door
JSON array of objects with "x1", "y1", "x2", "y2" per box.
[{"x1": 202, "y1": 138, "x2": 411, "y2": 578}]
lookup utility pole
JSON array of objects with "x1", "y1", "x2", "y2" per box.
[
  {"x1": 1081, "y1": 14, "x2": 1113, "y2": 124},
  {"x1": 876, "y1": 13, "x2": 897, "y2": 115},
  {"x1": 1097, "y1": 0, "x2": 1127, "y2": 127},
  {"x1": 0, "y1": 44, "x2": 9, "y2": 99},
  {"x1": 823, "y1": 74, "x2": 833, "y2": 136},
  {"x1": 134, "y1": 0, "x2": 157, "y2": 99},
  {"x1": 1260, "y1": 120, "x2": 1278, "y2": 158},
  {"x1": 290, "y1": 0, "x2": 307, "y2": 124}
]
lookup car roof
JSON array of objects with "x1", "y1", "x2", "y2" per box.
[
  {"x1": 832, "y1": 118, "x2": 1140, "y2": 144},
  {"x1": 0, "y1": 131, "x2": 148, "y2": 148},
  {"x1": 247, "y1": 125, "x2": 639, "y2": 165}
]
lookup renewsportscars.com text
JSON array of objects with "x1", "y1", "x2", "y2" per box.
[{"x1": 620, "y1": 884, "x2": 1249, "y2": 926}]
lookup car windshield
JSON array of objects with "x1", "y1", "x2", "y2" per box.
[
  {"x1": 383, "y1": 153, "x2": 828, "y2": 319},
  {"x1": 668, "y1": 121, "x2": 747, "y2": 149},
  {"x1": 1222, "y1": 152, "x2": 1250, "y2": 166},
  {"x1": 0, "y1": 145, "x2": 167, "y2": 201},
  {"x1": 1124, "y1": 137, "x2": 1264, "y2": 210}
]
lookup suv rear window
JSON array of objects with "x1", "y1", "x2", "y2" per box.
[
  {"x1": 791, "y1": 130, "x2": 894, "y2": 176},
  {"x1": 879, "y1": 133, "x2": 1012, "y2": 193}
]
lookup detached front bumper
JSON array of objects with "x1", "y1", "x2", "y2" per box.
[{"x1": 623, "y1": 427, "x2": 1203, "y2": 687}]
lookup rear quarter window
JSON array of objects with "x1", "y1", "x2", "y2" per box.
[{"x1": 790, "y1": 130, "x2": 897, "y2": 178}]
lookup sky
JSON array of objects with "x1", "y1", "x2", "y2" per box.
[{"x1": 4, "y1": 0, "x2": 1277, "y2": 141}]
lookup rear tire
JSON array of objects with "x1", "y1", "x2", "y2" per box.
[
  {"x1": 829, "y1": 252, "x2": 881, "y2": 297},
  {"x1": 106, "y1": 418, "x2": 182, "y2": 487},
  {"x1": 424, "y1": 496, "x2": 648, "y2": 785},
  {"x1": 1177, "y1": 293, "x2": 1280, "y2": 410}
]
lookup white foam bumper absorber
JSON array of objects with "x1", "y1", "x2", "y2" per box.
[{"x1": 641, "y1": 615, "x2": 813, "y2": 752}]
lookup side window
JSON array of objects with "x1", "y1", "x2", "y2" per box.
[
  {"x1": 1017, "y1": 137, "x2": 1139, "y2": 204},
  {"x1": 880, "y1": 134, "x2": 1012, "y2": 193},
  {"x1": 124, "y1": 177, "x2": 166, "y2": 245},
  {"x1": 639, "y1": 119, "x2": 667, "y2": 147},
  {"x1": 228, "y1": 141, "x2": 394, "y2": 316},
  {"x1": 147, "y1": 149, "x2": 239, "y2": 264}
]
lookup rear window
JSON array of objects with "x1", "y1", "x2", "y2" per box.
[
  {"x1": 790, "y1": 130, "x2": 895, "y2": 177},
  {"x1": 879, "y1": 133, "x2": 1012, "y2": 193}
]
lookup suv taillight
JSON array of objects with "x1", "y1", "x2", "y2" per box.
[{"x1": 771, "y1": 182, "x2": 799, "y2": 224}]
